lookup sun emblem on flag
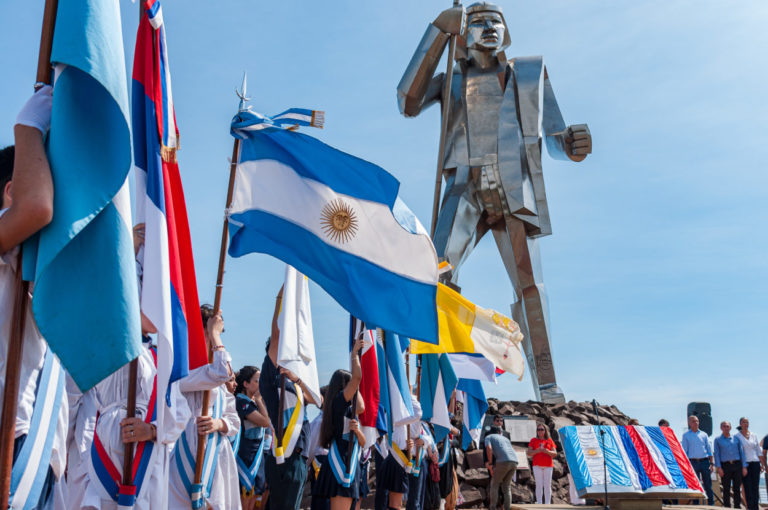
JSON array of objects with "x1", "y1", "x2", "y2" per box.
[
  {"x1": 587, "y1": 449, "x2": 599, "y2": 456},
  {"x1": 320, "y1": 199, "x2": 359, "y2": 243}
]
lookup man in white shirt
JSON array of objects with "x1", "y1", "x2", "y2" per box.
[{"x1": 0, "y1": 85, "x2": 69, "y2": 509}]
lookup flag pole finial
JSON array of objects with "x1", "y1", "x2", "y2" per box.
[{"x1": 236, "y1": 71, "x2": 250, "y2": 112}]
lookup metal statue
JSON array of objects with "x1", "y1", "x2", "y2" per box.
[{"x1": 397, "y1": 1, "x2": 592, "y2": 403}]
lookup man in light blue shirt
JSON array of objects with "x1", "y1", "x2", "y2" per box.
[
  {"x1": 682, "y1": 415, "x2": 714, "y2": 504},
  {"x1": 713, "y1": 421, "x2": 747, "y2": 508}
]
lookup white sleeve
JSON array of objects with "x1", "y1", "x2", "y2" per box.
[
  {"x1": 156, "y1": 381, "x2": 192, "y2": 445},
  {"x1": 220, "y1": 389, "x2": 239, "y2": 438},
  {"x1": 178, "y1": 350, "x2": 231, "y2": 392}
]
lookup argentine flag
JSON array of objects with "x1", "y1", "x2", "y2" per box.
[
  {"x1": 23, "y1": 0, "x2": 142, "y2": 390},
  {"x1": 227, "y1": 111, "x2": 439, "y2": 343}
]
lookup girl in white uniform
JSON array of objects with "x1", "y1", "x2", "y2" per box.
[
  {"x1": 66, "y1": 338, "x2": 190, "y2": 510},
  {"x1": 168, "y1": 309, "x2": 241, "y2": 510}
]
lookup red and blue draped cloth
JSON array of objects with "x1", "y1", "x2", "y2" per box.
[
  {"x1": 91, "y1": 348, "x2": 158, "y2": 509},
  {"x1": 132, "y1": 0, "x2": 208, "y2": 428},
  {"x1": 349, "y1": 317, "x2": 381, "y2": 449},
  {"x1": 559, "y1": 425, "x2": 705, "y2": 498}
]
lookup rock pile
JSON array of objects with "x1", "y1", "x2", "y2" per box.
[{"x1": 454, "y1": 399, "x2": 632, "y2": 508}]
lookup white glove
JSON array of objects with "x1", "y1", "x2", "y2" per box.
[{"x1": 16, "y1": 84, "x2": 53, "y2": 135}]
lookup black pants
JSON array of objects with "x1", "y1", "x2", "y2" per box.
[
  {"x1": 265, "y1": 450, "x2": 308, "y2": 510},
  {"x1": 744, "y1": 461, "x2": 761, "y2": 510},
  {"x1": 721, "y1": 461, "x2": 743, "y2": 508},
  {"x1": 374, "y1": 448, "x2": 388, "y2": 510}
]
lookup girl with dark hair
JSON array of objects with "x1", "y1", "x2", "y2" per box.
[
  {"x1": 312, "y1": 339, "x2": 366, "y2": 510},
  {"x1": 528, "y1": 422, "x2": 557, "y2": 504},
  {"x1": 234, "y1": 366, "x2": 271, "y2": 510}
]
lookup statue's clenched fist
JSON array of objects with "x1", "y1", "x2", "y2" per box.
[{"x1": 565, "y1": 124, "x2": 591, "y2": 162}]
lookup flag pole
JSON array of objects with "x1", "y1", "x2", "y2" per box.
[
  {"x1": 429, "y1": 0, "x2": 462, "y2": 237},
  {"x1": 346, "y1": 321, "x2": 363, "y2": 472},
  {"x1": 193, "y1": 74, "x2": 247, "y2": 487},
  {"x1": 0, "y1": 1, "x2": 58, "y2": 507},
  {"x1": 119, "y1": 2, "x2": 147, "y2": 491}
]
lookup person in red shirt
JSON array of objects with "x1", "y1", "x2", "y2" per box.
[{"x1": 527, "y1": 423, "x2": 557, "y2": 504}]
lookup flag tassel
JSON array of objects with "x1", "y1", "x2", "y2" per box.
[{"x1": 0, "y1": 0, "x2": 58, "y2": 507}]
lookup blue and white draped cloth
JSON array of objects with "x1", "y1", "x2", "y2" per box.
[
  {"x1": 176, "y1": 389, "x2": 224, "y2": 509},
  {"x1": 8, "y1": 348, "x2": 64, "y2": 510}
]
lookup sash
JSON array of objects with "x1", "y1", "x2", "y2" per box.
[
  {"x1": 410, "y1": 442, "x2": 427, "y2": 477},
  {"x1": 175, "y1": 388, "x2": 224, "y2": 509},
  {"x1": 271, "y1": 384, "x2": 304, "y2": 464},
  {"x1": 236, "y1": 439, "x2": 264, "y2": 495},
  {"x1": 389, "y1": 443, "x2": 413, "y2": 474},
  {"x1": 312, "y1": 457, "x2": 323, "y2": 479},
  {"x1": 328, "y1": 438, "x2": 360, "y2": 488},
  {"x1": 438, "y1": 439, "x2": 451, "y2": 467},
  {"x1": 91, "y1": 347, "x2": 158, "y2": 510},
  {"x1": 8, "y1": 347, "x2": 65, "y2": 510}
]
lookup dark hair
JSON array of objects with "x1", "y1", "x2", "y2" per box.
[
  {"x1": 489, "y1": 425, "x2": 502, "y2": 435},
  {"x1": 658, "y1": 419, "x2": 670, "y2": 427},
  {"x1": 494, "y1": 414, "x2": 503, "y2": 421},
  {"x1": 319, "y1": 369, "x2": 351, "y2": 448},
  {"x1": 235, "y1": 365, "x2": 259, "y2": 395},
  {"x1": 0, "y1": 146, "x2": 14, "y2": 209},
  {"x1": 200, "y1": 304, "x2": 215, "y2": 329}
]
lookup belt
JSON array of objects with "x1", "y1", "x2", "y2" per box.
[
  {"x1": 690, "y1": 457, "x2": 708, "y2": 461},
  {"x1": 722, "y1": 460, "x2": 740, "y2": 465}
]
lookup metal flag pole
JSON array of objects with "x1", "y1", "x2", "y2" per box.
[
  {"x1": 193, "y1": 73, "x2": 248, "y2": 488},
  {"x1": 0, "y1": 1, "x2": 58, "y2": 507},
  {"x1": 429, "y1": 0, "x2": 461, "y2": 238}
]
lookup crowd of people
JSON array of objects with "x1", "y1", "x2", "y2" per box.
[
  {"x1": 681, "y1": 414, "x2": 767, "y2": 510},
  {"x1": 0, "y1": 82, "x2": 566, "y2": 510}
]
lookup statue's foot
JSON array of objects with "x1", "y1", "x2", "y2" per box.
[{"x1": 539, "y1": 384, "x2": 566, "y2": 404}]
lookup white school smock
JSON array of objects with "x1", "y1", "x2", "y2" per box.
[
  {"x1": 0, "y1": 209, "x2": 68, "y2": 490},
  {"x1": 168, "y1": 350, "x2": 241, "y2": 510}
]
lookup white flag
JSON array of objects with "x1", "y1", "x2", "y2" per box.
[{"x1": 276, "y1": 264, "x2": 321, "y2": 405}]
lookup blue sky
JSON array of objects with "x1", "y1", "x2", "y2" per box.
[{"x1": 2, "y1": 1, "x2": 767, "y2": 438}]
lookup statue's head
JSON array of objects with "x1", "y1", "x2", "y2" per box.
[{"x1": 465, "y1": 2, "x2": 511, "y2": 53}]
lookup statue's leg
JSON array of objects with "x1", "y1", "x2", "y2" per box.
[
  {"x1": 491, "y1": 217, "x2": 565, "y2": 403},
  {"x1": 433, "y1": 167, "x2": 488, "y2": 284}
]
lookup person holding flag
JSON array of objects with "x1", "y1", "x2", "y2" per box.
[
  {"x1": 168, "y1": 308, "x2": 240, "y2": 510},
  {"x1": 0, "y1": 88, "x2": 69, "y2": 510},
  {"x1": 260, "y1": 287, "x2": 321, "y2": 510},
  {"x1": 313, "y1": 338, "x2": 366, "y2": 509}
]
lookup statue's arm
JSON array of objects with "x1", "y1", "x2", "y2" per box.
[
  {"x1": 542, "y1": 67, "x2": 592, "y2": 162},
  {"x1": 397, "y1": 7, "x2": 463, "y2": 117},
  {"x1": 397, "y1": 23, "x2": 450, "y2": 117}
]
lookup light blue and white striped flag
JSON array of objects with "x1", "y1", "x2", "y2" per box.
[
  {"x1": 24, "y1": 0, "x2": 142, "y2": 391},
  {"x1": 227, "y1": 111, "x2": 439, "y2": 343}
]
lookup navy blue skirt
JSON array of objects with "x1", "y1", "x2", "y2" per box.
[
  {"x1": 379, "y1": 454, "x2": 409, "y2": 494},
  {"x1": 312, "y1": 454, "x2": 361, "y2": 499}
]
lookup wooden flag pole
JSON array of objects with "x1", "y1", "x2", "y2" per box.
[
  {"x1": 193, "y1": 132, "x2": 242, "y2": 486},
  {"x1": 346, "y1": 322, "x2": 363, "y2": 473},
  {"x1": 0, "y1": 1, "x2": 58, "y2": 508},
  {"x1": 119, "y1": 2, "x2": 147, "y2": 490}
]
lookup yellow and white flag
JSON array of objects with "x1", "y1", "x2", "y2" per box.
[{"x1": 412, "y1": 284, "x2": 526, "y2": 380}]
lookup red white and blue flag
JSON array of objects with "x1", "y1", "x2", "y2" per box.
[
  {"x1": 349, "y1": 317, "x2": 381, "y2": 448},
  {"x1": 559, "y1": 425, "x2": 705, "y2": 498},
  {"x1": 132, "y1": 0, "x2": 208, "y2": 432}
]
